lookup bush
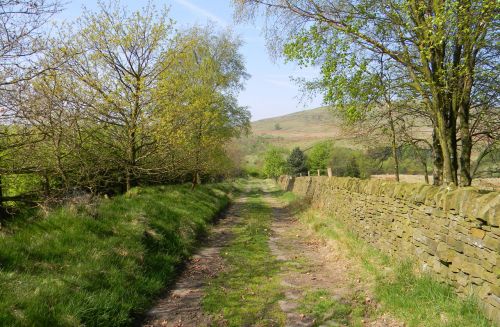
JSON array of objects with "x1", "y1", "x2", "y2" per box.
[
  {"x1": 330, "y1": 147, "x2": 363, "y2": 178},
  {"x1": 262, "y1": 147, "x2": 288, "y2": 179},
  {"x1": 307, "y1": 141, "x2": 333, "y2": 171},
  {"x1": 244, "y1": 166, "x2": 262, "y2": 178}
]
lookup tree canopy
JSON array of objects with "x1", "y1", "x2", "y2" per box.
[
  {"x1": 263, "y1": 147, "x2": 288, "y2": 179},
  {"x1": 307, "y1": 141, "x2": 333, "y2": 171},
  {"x1": 0, "y1": 0, "x2": 250, "y2": 214},
  {"x1": 234, "y1": 0, "x2": 499, "y2": 186}
]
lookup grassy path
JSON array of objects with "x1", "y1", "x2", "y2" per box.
[
  {"x1": 143, "y1": 179, "x2": 493, "y2": 327},
  {"x1": 144, "y1": 180, "x2": 398, "y2": 326},
  {"x1": 142, "y1": 179, "x2": 283, "y2": 326},
  {"x1": 202, "y1": 180, "x2": 285, "y2": 326}
]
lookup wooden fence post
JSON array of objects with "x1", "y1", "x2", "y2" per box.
[
  {"x1": 307, "y1": 171, "x2": 310, "y2": 176},
  {"x1": 327, "y1": 167, "x2": 333, "y2": 178},
  {"x1": 317, "y1": 169, "x2": 320, "y2": 176}
]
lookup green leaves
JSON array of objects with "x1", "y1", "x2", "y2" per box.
[
  {"x1": 287, "y1": 147, "x2": 308, "y2": 176},
  {"x1": 283, "y1": 23, "x2": 379, "y2": 123},
  {"x1": 262, "y1": 147, "x2": 288, "y2": 179},
  {"x1": 154, "y1": 26, "x2": 250, "y2": 179},
  {"x1": 307, "y1": 141, "x2": 333, "y2": 171}
]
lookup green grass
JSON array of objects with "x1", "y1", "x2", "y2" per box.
[
  {"x1": 376, "y1": 262, "x2": 493, "y2": 327},
  {"x1": 277, "y1": 191, "x2": 298, "y2": 204},
  {"x1": 298, "y1": 289, "x2": 365, "y2": 327},
  {"x1": 202, "y1": 194, "x2": 285, "y2": 326},
  {"x1": 0, "y1": 184, "x2": 231, "y2": 326},
  {"x1": 295, "y1": 207, "x2": 494, "y2": 327}
]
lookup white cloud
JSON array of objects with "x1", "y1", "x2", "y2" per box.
[{"x1": 173, "y1": 0, "x2": 228, "y2": 26}]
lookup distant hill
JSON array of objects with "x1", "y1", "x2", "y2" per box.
[
  {"x1": 250, "y1": 107, "x2": 349, "y2": 150},
  {"x1": 237, "y1": 107, "x2": 353, "y2": 169}
]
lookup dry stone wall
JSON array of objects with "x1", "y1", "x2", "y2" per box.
[{"x1": 278, "y1": 175, "x2": 500, "y2": 324}]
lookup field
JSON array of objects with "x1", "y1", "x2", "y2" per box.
[{"x1": 241, "y1": 107, "x2": 357, "y2": 169}]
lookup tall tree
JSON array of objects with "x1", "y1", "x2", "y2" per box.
[
  {"x1": 0, "y1": 0, "x2": 61, "y2": 213},
  {"x1": 263, "y1": 147, "x2": 288, "y2": 179},
  {"x1": 0, "y1": 0, "x2": 61, "y2": 88},
  {"x1": 307, "y1": 141, "x2": 332, "y2": 172},
  {"x1": 154, "y1": 27, "x2": 250, "y2": 187},
  {"x1": 64, "y1": 0, "x2": 174, "y2": 191},
  {"x1": 0, "y1": 0, "x2": 251, "y2": 211},
  {"x1": 234, "y1": 0, "x2": 498, "y2": 186}
]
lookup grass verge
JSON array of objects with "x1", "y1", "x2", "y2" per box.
[
  {"x1": 295, "y1": 204, "x2": 494, "y2": 327},
  {"x1": 0, "y1": 184, "x2": 231, "y2": 326},
  {"x1": 202, "y1": 193, "x2": 285, "y2": 326}
]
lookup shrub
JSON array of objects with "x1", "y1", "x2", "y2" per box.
[
  {"x1": 262, "y1": 147, "x2": 288, "y2": 179},
  {"x1": 307, "y1": 141, "x2": 333, "y2": 171}
]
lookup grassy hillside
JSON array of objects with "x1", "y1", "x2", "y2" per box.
[
  {"x1": 239, "y1": 107, "x2": 357, "y2": 171},
  {"x1": 0, "y1": 184, "x2": 231, "y2": 326},
  {"x1": 250, "y1": 107, "x2": 347, "y2": 150}
]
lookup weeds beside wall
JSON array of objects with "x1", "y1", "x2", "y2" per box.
[{"x1": 278, "y1": 176, "x2": 500, "y2": 324}]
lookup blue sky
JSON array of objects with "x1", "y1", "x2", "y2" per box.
[{"x1": 60, "y1": 0, "x2": 323, "y2": 121}]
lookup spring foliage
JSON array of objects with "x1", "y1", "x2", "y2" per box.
[
  {"x1": 1, "y1": 0, "x2": 250, "y2": 209},
  {"x1": 263, "y1": 148, "x2": 288, "y2": 179}
]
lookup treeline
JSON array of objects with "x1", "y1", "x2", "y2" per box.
[
  {"x1": 260, "y1": 141, "x2": 440, "y2": 180},
  {"x1": 235, "y1": 0, "x2": 499, "y2": 187},
  {"x1": 0, "y1": 1, "x2": 250, "y2": 214}
]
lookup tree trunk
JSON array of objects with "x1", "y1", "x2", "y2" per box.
[
  {"x1": 459, "y1": 107, "x2": 472, "y2": 186},
  {"x1": 424, "y1": 164, "x2": 429, "y2": 184},
  {"x1": 43, "y1": 172, "x2": 50, "y2": 197},
  {"x1": 125, "y1": 126, "x2": 137, "y2": 192},
  {"x1": 448, "y1": 117, "x2": 459, "y2": 185},
  {"x1": 125, "y1": 132, "x2": 137, "y2": 192},
  {"x1": 432, "y1": 129, "x2": 444, "y2": 186},
  {"x1": 126, "y1": 77, "x2": 141, "y2": 192},
  {"x1": 435, "y1": 110, "x2": 458, "y2": 186},
  {"x1": 0, "y1": 175, "x2": 4, "y2": 219},
  {"x1": 191, "y1": 172, "x2": 200, "y2": 190},
  {"x1": 126, "y1": 168, "x2": 132, "y2": 192},
  {"x1": 388, "y1": 107, "x2": 400, "y2": 182},
  {"x1": 417, "y1": 148, "x2": 429, "y2": 184},
  {"x1": 412, "y1": 143, "x2": 430, "y2": 185},
  {"x1": 458, "y1": 73, "x2": 473, "y2": 186}
]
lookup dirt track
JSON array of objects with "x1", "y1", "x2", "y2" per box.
[{"x1": 142, "y1": 181, "x2": 402, "y2": 327}]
